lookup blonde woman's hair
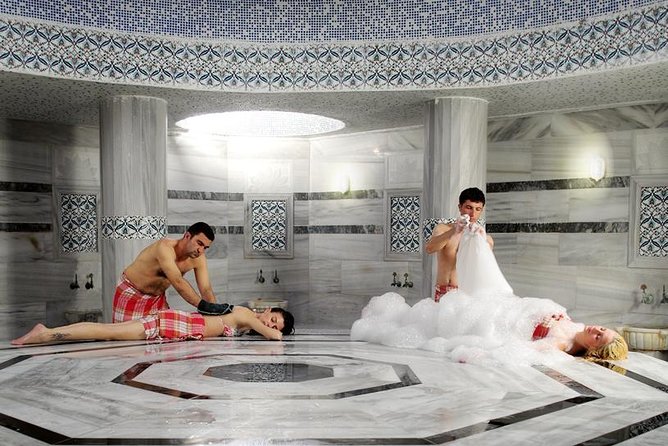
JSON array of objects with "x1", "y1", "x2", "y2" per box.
[{"x1": 584, "y1": 332, "x2": 628, "y2": 360}]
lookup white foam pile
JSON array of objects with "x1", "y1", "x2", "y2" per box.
[{"x1": 351, "y1": 229, "x2": 576, "y2": 365}]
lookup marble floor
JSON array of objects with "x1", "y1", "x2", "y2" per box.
[{"x1": 0, "y1": 332, "x2": 667, "y2": 446}]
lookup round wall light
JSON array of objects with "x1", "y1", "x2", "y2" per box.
[{"x1": 176, "y1": 111, "x2": 345, "y2": 137}]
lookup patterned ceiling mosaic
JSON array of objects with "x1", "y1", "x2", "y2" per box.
[
  {"x1": 1, "y1": 1, "x2": 661, "y2": 42},
  {"x1": 0, "y1": 3, "x2": 666, "y2": 93}
]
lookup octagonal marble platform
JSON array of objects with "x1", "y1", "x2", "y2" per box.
[{"x1": 1, "y1": 332, "x2": 667, "y2": 445}]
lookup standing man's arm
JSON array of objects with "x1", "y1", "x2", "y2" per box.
[
  {"x1": 156, "y1": 243, "x2": 205, "y2": 307},
  {"x1": 194, "y1": 256, "x2": 216, "y2": 304},
  {"x1": 425, "y1": 219, "x2": 467, "y2": 254}
]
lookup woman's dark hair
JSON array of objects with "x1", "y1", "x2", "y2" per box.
[
  {"x1": 187, "y1": 222, "x2": 215, "y2": 241},
  {"x1": 273, "y1": 308, "x2": 295, "y2": 335}
]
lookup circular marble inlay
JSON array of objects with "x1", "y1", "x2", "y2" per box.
[{"x1": 204, "y1": 362, "x2": 334, "y2": 382}]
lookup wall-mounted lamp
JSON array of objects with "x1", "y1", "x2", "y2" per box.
[{"x1": 589, "y1": 155, "x2": 606, "y2": 181}]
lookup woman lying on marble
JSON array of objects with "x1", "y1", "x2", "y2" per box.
[
  {"x1": 11, "y1": 306, "x2": 294, "y2": 345},
  {"x1": 351, "y1": 223, "x2": 628, "y2": 365}
]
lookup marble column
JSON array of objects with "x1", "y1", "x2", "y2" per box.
[
  {"x1": 422, "y1": 97, "x2": 488, "y2": 298},
  {"x1": 99, "y1": 96, "x2": 168, "y2": 322}
]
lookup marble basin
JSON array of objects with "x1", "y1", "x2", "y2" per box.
[{"x1": 617, "y1": 326, "x2": 668, "y2": 351}]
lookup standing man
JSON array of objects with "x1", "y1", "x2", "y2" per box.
[
  {"x1": 113, "y1": 222, "x2": 231, "y2": 322},
  {"x1": 425, "y1": 187, "x2": 494, "y2": 302}
]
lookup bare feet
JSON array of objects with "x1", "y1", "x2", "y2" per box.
[{"x1": 11, "y1": 323, "x2": 48, "y2": 345}]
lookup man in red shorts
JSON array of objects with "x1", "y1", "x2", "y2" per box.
[{"x1": 113, "y1": 222, "x2": 231, "y2": 322}]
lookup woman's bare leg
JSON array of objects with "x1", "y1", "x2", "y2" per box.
[{"x1": 11, "y1": 319, "x2": 146, "y2": 345}]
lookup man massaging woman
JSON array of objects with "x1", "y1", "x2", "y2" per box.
[
  {"x1": 113, "y1": 221, "x2": 235, "y2": 322},
  {"x1": 12, "y1": 305, "x2": 295, "y2": 345}
]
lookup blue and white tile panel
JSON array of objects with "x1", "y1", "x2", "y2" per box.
[
  {"x1": 59, "y1": 193, "x2": 97, "y2": 252},
  {"x1": 101, "y1": 215, "x2": 166, "y2": 240},
  {"x1": 250, "y1": 199, "x2": 288, "y2": 252},
  {"x1": 0, "y1": 4, "x2": 666, "y2": 92},
  {"x1": 638, "y1": 185, "x2": 668, "y2": 257},
  {"x1": 389, "y1": 195, "x2": 420, "y2": 253}
]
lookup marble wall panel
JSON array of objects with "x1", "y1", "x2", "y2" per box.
[
  {"x1": 554, "y1": 104, "x2": 668, "y2": 136},
  {"x1": 294, "y1": 200, "x2": 309, "y2": 226},
  {"x1": 227, "y1": 158, "x2": 294, "y2": 193},
  {"x1": 308, "y1": 198, "x2": 383, "y2": 226},
  {"x1": 0, "y1": 232, "x2": 54, "y2": 262},
  {"x1": 340, "y1": 260, "x2": 422, "y2": 300},
  {"x1": 513, "y1": 233, "x2": 560, "y2": 266},
  {"x1": 309, "y1": 234, "x2": 384, "y2": 261},
  {"x1": 385, "y1": 127, "x2": 424, "y2": 153},
  {"x1": 558, "y1": 234, "x2": 628, "y2": 267},
  {"x1": 225, "y1": 201, "x2": 244, "y2": 226},
  {"x1": 0, "y1": 191, "x2": 52, "y2": 223},
  {"x1": 309, "y1": 260, "x2": 342, "y2": 294},
  {"x1": 500, "y1": 263, "x2": 578, "y2": 310},
  {"x1": 226, "y1": 234, "x2": 309, "y2": 293},
  {"x1": 52, "y1": 144, "x2": 100, "y2": 187},
  {"x1": 487, "y1": 115, "x2": 552, "y2": 142},
  {"x1": 574, "y1": 266, "x2": 668, "y2": 314},
  {"x1": 486, "y1": 190, "x2": 569, "y2": 223},
  {"x1": 488, "y1": 233, "x2": 518, "y2": 265},
  {"x1": 0, "y1": 138, "x2": 51, "y2": 183},
  {"x1": 487, "y1": 140, "x2": 533, "y2": 182},
  {"x1": 309, "y1": 160, "x2": 385, "y2": 192},
  {"x1": 167, "y1": 199, "x2": 229, "y2": 227},
  {"x1": 167, "y1": 152, "x2": 228, "y2": 192},
  {"x1": 311, "y1": 131, "x2": 390, "y2": 160},
  {"x1": 530, "y1": 132, "x2": 633, "y2": 180},
  {"x1": 567, "y1": 187, "x2": 630, "y2": 222},
  {"x1": 384, "y1": 152, "x2": 423, "y2": 189},
  {"x1": 0, "y1": 259, "x2": 86, "y2": 302},
  {"x1": 633, "y1": 129, "x2": 668, "y2": 174},
  {"x1": 0, "y1": 302, "x2": 46, "y2": 341},
  {"x1": 0, "y1": 119, "x2": 99, "y2": 147}
]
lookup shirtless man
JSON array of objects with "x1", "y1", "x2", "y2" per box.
[
  {"x1": 425, "y1": 187, "x2": 494, "y2": 302},
  {"x1": 113, "y1": 222, "x2": 231, "y2": 322}
]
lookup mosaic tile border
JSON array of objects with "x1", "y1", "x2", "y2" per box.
[
  {"x1": 1, "y1": 1, "x2": 658, "y2": 42},
  {"x1": 1, "y1": 4, "x2": 666, "y2": 92},
  {"x1": 101, "y1": 215, "x2": 166, "y2": 240}
]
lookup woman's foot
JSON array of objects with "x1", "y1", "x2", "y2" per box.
[{"x1": 11, "y1": 323, "x2": 48, "y2": 345}]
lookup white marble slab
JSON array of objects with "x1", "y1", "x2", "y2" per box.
[
  {"x1": 0, "y1": 138, "x2": 52, "y2": 183},
  {"x1": 309, "y1": 234, "x2": 384, "y2": 261},
  {"x1": 634, "y1": 129, "x2": 668, "y2": 175},
  {"x1": 167, "y1": 198, "x2": 229, "y2": 227},
  {"x1": 308, "y1": 198, "x2": 383, "y2": 226},
  {"x1": 559, "y1": 233, "x2": 628, "y2": 267},
  {"x1": 0, "y1": 191, "x2": 52, "y2": 223}
]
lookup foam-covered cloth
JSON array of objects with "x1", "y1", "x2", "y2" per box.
[
  {"x1": 351, "y1": 229, "x2": 576, "y2": 365},
  {"x1": 140, "y1": 310, "x2": 206, "y2": 341},
  {"x1": 113, "y1": 273, "x2": 169, "y2": 323}
]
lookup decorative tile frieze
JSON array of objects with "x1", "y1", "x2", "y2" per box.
[
  {"x1": 59, "y1": 193, "x2": 97, "y2": 252},
  {"x1": 101, "y1": 215, "x2": 166, "y2": 240},
  {"x1": 1, "y1": 4, "x2": 665, "y2": 92}
]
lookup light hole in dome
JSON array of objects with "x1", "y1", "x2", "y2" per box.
[{"x1": 176, "y1": 111, "x2": 345, "y2": 137}]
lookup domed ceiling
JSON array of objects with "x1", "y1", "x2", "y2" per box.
[{"x1": 0, "y1": 1, "x2": 667, "y2": 133}]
